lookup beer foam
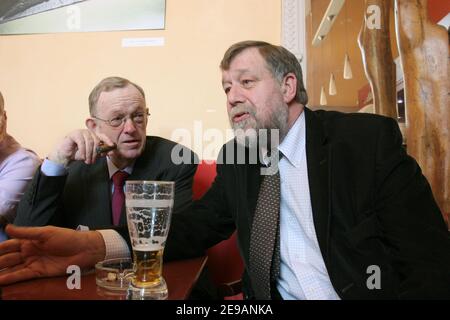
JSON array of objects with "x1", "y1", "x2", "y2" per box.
[
  {"x1": 132, "y1": 236, "x2": 166, "y2": 251},
  {"x1": 133, "y1": 244, "x2": 164, "y2": 251},
  {"x1": 126, "y1": 199, "x2": 174, "y2": 207}
]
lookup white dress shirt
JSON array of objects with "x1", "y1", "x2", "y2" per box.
[{"x1": 276, "y1": 111, "x2": 340, "y2": 300}]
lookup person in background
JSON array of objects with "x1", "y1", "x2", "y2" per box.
[
  {"x1": 11, "y1": 77, "x2": 216, "y2": 299},
  {"x1": 1, "y1": 43, "x2": 449, "y2": 299},
  {"x1": 0, "y1": 91, "x2": 40, "y2": 242},
  {"x1": 14, "y1": 77, "x2": 196, "y2": 233}
]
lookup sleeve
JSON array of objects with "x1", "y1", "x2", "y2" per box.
[
  {"x1": 171, "y1": 161, "x2": 198, "y2": 215},
  {"x1": 164, "y1": 154, "x2": 235, "y2": 262},
  {"x1": 101, "y1": 145, "x2": 236, "y2": 262},
  {"x1": 373, "y1": 117, "x2": 450, "y2": 298},
  {"x1": 0, "y1": 151, "x2": 41, "y2": 223},
  {"x1": 41, "y1": 158, "x2": 68, "y2": 176},
  {"x1": 14, "y1": 159, "x2": 68, "y2": 227},
  {"x1": 97, "y1": 229, "x2": 131, "y2": 260},
  {"x1": 97, "y1": 160, "x2": 234, "y2": 261}
]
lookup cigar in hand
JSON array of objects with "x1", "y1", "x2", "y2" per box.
[{"x1": 96, "y1": 142, "x2": 117, "y2": 155}]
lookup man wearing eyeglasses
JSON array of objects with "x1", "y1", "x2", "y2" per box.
[
  {"x1": 1, "y1": 43, "x2": 450, "y2": 300},
  {"x1": 14, "y1": 77, "x2": 197, "y2": 235}
]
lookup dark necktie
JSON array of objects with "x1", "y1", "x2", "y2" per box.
[
  {"x1": 249, "y1": 168, "x2": 281, "y2": 300},
  {"x1": 112, "y1": 171, "x2": 129, "y2": 226}
]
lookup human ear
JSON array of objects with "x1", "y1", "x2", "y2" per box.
[
  {"x1": 85, "y1": 118, "x2": 97, "y2": 132},
  {"x1": 281, "y1": 73, "x2": 297, "y2": 104}
]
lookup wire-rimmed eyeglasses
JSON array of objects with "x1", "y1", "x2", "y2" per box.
[{"x1": 92, "y1": 109, "x2": 150, "y2": 128}]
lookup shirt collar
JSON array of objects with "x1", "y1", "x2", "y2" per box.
[
  {"x1": 278, "y1": 110, "x2": 306, "y2": 168},
  {"x1": 106, "y1": 156, "x2": 134, "y2": 179}
]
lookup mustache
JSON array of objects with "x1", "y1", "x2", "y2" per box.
[{"x1": 229, "y1": 104, "x2": 256, "y2": 119}]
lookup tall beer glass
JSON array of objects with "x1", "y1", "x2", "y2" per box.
[{"x1": 125, "y1": 181, "x2": 174, "y2": 300}]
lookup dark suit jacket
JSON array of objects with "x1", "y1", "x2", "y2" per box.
[
  {"x1": 165, "y1": 108, "x2": 450, "y2": 299},
  {"x1": 15, "y1": 136, "x2": 197, "y2": 229}
]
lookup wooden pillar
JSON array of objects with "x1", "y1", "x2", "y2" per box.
[
  {"x1": 395, "y1": 0, "x2": 450, "y2": 220},
  {"x1": 358, "y1": 0, "x2": 398, "y2": 119}
]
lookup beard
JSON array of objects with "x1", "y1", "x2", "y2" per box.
[{"x1": 229, "y1": 103, "x2": 289, "y2": 149}]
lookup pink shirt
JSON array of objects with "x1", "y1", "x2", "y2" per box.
[{"x1": 0, "y1": 136, "x2": 41, "y2": 224}]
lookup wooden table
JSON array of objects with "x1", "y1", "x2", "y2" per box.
[{"x1": 1, "y1": 256, "x2": 207, "y2": 300}]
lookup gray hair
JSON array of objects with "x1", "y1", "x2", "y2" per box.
[
  {"x1": 88, "y1": 77, "x2": 146, "y2": 116},
  {"x1": 220, "y1": 40, "x2": 308, "y2": 105}
]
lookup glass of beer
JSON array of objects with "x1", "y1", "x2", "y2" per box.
[{"x1": 125, "y1": 180, "x2": 174, "y2": 300}]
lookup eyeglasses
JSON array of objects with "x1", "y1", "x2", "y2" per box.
[{"x1": 92, "y1": 110, "x2": 150, "y2": 128}]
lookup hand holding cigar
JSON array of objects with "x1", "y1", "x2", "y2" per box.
[
  {"x1": 96, "y1": 142, "x2": 117, "y2": 155},
  {"x1": 48, "y1": 130, "x2": 116, "y2": 166}
]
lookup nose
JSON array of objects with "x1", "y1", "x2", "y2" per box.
[
  {"x1": 227, "y1": 85, "x2": 246, "y2": 108},
  {"x1": 122, "y1": 117, "x2": 137, "y2": 134}
]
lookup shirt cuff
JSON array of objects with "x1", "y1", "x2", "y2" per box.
[
  {"x1": 97, "y1": 229, "x2": 130, "y2": 260},
  {"x1": 41, "y1": 158, "x2": 68, "y2": 176}
]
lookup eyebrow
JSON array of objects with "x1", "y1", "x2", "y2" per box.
[
  {"x1": 222, "y1": 69, "x2": 251, "y2": 86},
  {"x1": 107, "y1": 108, "x2": 125, "y2": 116}
]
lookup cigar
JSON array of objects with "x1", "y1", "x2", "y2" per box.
[{"x1": 96, "y1": 142, "x2": 117, "y2": 155}]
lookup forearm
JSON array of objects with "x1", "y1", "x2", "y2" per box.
[
  {"x1": 97, "y1": 229, "x2": 130, "y2": 260},
  {"x1": 0, "y1": 154, "x2": 40, "y2": 222},
  {"x1": 81, "y1": 231, "x2": 107, "y2": 269},
  {"x1": 14, "y1": 166, "x2": 67, "y2": 226},
  {"x1": 172, "y1": 163, "x2": 197, "y2": 214}
]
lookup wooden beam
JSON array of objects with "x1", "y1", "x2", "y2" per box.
[
  {"x1": 358, "y1": 0, "x2": 398, "y2": 119},
  {"x1": 312, "y1": 0, "x2": 345, "y2": 47},
  {"x1": 395, "y1": 0, "x2": 450, "y2": 219}
]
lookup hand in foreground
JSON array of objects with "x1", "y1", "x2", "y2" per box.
[
  {"x1": 48, "y1": 129, "x2": 115, "y2": 167},
  {"x1": 0, "y1": 225, "x2": 105, "y2": 286}
]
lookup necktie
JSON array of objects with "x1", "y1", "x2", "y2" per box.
[
  {"x1": 111, "y1": 171, "x2": 129, "y2": 226},
  {"x1": 249, "y1": 168, "x2": 281, "y2": 299}
]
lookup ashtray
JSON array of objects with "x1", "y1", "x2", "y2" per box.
[{"x1": 95, "y1": 258, "x2": 134, "y2": 291}]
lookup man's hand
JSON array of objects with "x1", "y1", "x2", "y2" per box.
[
  {"x1": 0, "y1": 225, "x2": 106, "y2": 286},
  {"x1": 48, "y1": 129, "x2": 115, "y2": 167}
]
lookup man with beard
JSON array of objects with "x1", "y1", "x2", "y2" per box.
[{"x1": 1, "y1": 42, "x2": 449, "y2": 299}]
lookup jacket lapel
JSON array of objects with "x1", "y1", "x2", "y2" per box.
[
  {"x1": 119, "y1": 139, "x2": 155, "y2": 225},
  {"x1": 86, "y1": 157, "x2": 112, "y2": 226},
  {"x1": 235, "y1": 148, "x2": 263, "y2": 263},
  {"x1": 245, "y1": 162, "x2": 263, "y2": 226},
  {"x1": 128, "y1": 145, "x2": 153, "y2": 181},
  {"x1": 304, "y1": 108, "x2": 332, "y2": 265}
]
